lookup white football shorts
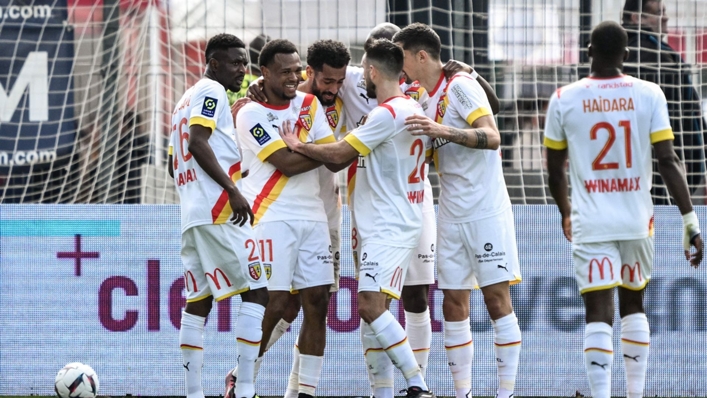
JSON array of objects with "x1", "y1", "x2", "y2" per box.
[
  {"x1": 405, "y1": 199, "x2": 436, "y2": 286},
  {"x1": 573, "y1": 237, "x2": 654, "y2": 294},
  {"x1": 329, "y1": 225, "x2": 341, "y2": 293},
  {"x1": 352, "y1": 206, "x2": 435, "y2": 286},
  {"x1": 253, "y1": 220, "x2": 334, "y2": 291},
  {"x1": 437, "y1": 207, "x2": 521, "y2": 289},
  {"x1": 357, "y1": 241, "x2": 415, "y2": 300},
  {"x1": 181, "y1": 223, "x2": 268, "y2": 303}
]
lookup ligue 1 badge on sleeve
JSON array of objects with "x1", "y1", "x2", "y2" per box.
[
  {"x1": 250, "y1": 123, "x2": 271, "y2": 145},
  {"x1": 201, "y1": 97, "x2": 218, "y2": 117}
]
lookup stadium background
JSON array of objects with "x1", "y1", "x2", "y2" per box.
[{"x1": 0, "y1": 0, "x2": 706, "y2": 396}]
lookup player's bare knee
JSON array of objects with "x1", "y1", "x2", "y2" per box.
[
  {"x1": 401, "y1": 285, "x2": 429, "y2": 313},
  {"x1": 618, "y1": 287, "x2": 645, "y2": 318},
  {"x1": 282, "y1": 294, "x2": 302, "y2": 323},
  {"x1": 358, "y1": 292, "x2": 386, "y2": 324},
  {"x1": 484, "y1": 299, "x2": 511, "y2": 321},
  {"x1": 184, "y1": 297, "x2": 213, "y2": 318},
  {"x1": 582, "y1": 289, "x2": 615, "y2": 325},
  {"x1": 265, "y1": 291, "x2": 293, "y2": 317},
  {"x1": 241, "y1": 287, "x2": 269, "y2": 307}
]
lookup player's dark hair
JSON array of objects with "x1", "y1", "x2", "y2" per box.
[
  {"x1": 204, "y1": 33, "x2": 246, "y2": 63},
  {"x1": 306, "y1": 40, "x2": 351, "y2": 71},
  {"x1": 368, "y1": 22, "x2": 401, "y2": 41},
  {"x1": 392, "y1": 22, "x2": 441, "y2": 60},
  {"x1": 248, "y1": 34, "x2": 271, "y2": 70},
  {"x1": 591, "y1": 21, "x2": 628, "y2": 60},
  {"x1": 259, "y1": 38, "x2": 299, "y2": 68},
  {"x1": 365, "y1": 39, "x2": 404, "y2": 78},
  {"x1": 621, "y1": 0, "x2": 658, "y2": 25}
]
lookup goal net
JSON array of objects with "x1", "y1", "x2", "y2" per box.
[{"x1": 0, "y1": 0, "x2": 705, "y2": 205}]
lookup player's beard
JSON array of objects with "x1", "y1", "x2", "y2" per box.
[
  {"x1": 365, "y1": 79, "x2": 377, "y2": 99},
  {"x1": 312, "y1": 81, "x2": 336, "y2": 106}
]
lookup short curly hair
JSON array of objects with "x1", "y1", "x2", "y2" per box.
[
  {"x1": 259, "y1": 39, "x2": 299, "y2": 68},
  {"x1": 204, "y1": 33, "x2": 246, "y2": 63},
  {"x1": 392, "y1": 23, "x2": 441, "y2": 60},
  {"x1": 306, "y1": 40, "x2": 351, "y2": 71}
]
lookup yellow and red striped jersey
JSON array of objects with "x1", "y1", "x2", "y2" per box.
[
  {"x1": 236, "y1": 91, "x2": 335, "y2": 225},
  {"x1": 319, "y1": 97, "x2": 346, "y2": 225},
  {"x1": 169, "y1": 78, "x2": 245, "y2": 233}
]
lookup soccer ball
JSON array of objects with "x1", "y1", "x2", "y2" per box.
[{"x1": 54, "y1": 362, "x2": 100, "y2": 398}]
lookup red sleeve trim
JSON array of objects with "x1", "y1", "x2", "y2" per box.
[{"x1": 379, "y1": 103, "x2": 396, "y2": 119}]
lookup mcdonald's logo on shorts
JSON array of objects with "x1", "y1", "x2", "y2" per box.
[
  {"x1": 621, "y1": 262, "x2": 642, "y2": 283},
  {"x1": 184, "y1": 271, "x2": 198, "y2": 292},
  {"x1": 589, "y1": 257, "x2": 614, "y2": 283},
  {"x1": 205, "y1": 268, "x2": 233, "y2": 290}
]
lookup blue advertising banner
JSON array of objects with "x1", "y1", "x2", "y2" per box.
[
  {"x1": 0, "y1": 205, "x2": 705, "y2": 396},
  {"x1": 0, "y1": 0, "x2": 75, "y2": 169}
]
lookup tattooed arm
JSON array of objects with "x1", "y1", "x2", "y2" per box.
[{"x1": 405, "y1": 114, "x2": 500, "y2": 150}]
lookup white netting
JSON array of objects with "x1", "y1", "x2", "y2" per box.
[{"x1": 0, "y1": 0, "x2": 705, "y2": 204}]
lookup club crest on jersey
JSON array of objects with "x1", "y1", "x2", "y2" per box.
[
  {"x1": 201, "y1": 96, "x2": 217, "y2": 117},
  {"x1": 264, "y1": 264, "x2": 272, "y2": 279},
  {"x1": 249, "y1": 262, "x2": 262, "y2": 280},
  {"x1": 407, "y1": 90, "x2": 420, "y2": 101},
  {"x1": 250, "y1": 123, "x2": 271, "y2": 145},
  {"x1": 298, "y1": 114, "x2": 313, "y2": 131},
  {"x1": 326, "y1": 108, "x2": 339, "y2": 128},
  {"x1": 436, "y1": 96, "x2": 447, "y2": 119}
]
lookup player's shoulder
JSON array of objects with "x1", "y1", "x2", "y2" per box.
[
  {"x1": 346, "y1": 65, "x2": 364, "y2": 80},
  {"x1": 446, "y1": 72, "x2": 478, "y2": 90},
  {"x1": 553, "y1": 78, "x2": 592, "y2": 101},
  {"x1": 238, "y1": 100, "x2": 270, "y2": 122},
  {"x1": 192, "y1": 78, "x2": 226, "y2": 98},
  {"x1": 376, "y1": 96, "x2": 420, "y2": 119},
  {"x1": 626, "y1": 75, "x2": 663, "y2": 97}
]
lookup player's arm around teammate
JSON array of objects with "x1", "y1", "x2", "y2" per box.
[
  {"x1": 394, "y1": 23, "x2": 522, "y2": 398},
  {"x1": 280, "y1": 39, "x2": 434, "y2": 398},
  {"x1": 234, "y1": 39, "x2": 344, "y2": 398}
]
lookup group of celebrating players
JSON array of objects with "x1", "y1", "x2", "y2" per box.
[{"x1": 168, "y1": 18, "x2": 702, "y2": 398}]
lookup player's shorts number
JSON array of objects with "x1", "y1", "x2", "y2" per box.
[
  {"x1": 352, "y1": 227, "x2": 358, "y2": 250},
  {"x1": 408, "y1": 138, "x2": 426, "y2": 184},
  {"x1": 590, "y1": 120, "x2": 632, "y2": 170},
  {"x1": 245, "y1": 238, "x2": 273, "y2": 262}
]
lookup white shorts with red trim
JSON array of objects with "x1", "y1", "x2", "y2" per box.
[
  {"x1": 573, "y1": 237, "x2": 654, "y2": 294},
  {"x1": 181, "y1": 223, "x2": 268, "y2": 303},
  {"x1": 357, "y1": 242, "x2": 415, "y2": 299},
  {"x1": 254, "y1": 220, "x2": 334, "y2": 291}
]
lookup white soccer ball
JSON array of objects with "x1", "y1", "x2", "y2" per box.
[{"x1": 54, "y1": 362, "x2": 100, "y2": 398}]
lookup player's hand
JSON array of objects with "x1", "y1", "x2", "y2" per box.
[
  {"x1": 247, "y1": 79, "x2": 268, "y2": 103},
  {"x1": 686, "y1": 234, "x2": 703, "y2": 268},
  {"x1": 682, "y1": 211, "x2": 702, "y2": 268},
  {"x1": 277, "y1": 120, "x2": 301, "y2": 152},
  {"x1": 443, "y1": 59, "x2": 472, "y2": 79},
  {"x1": 228, "y1": 187, "x2": 254, "y2": 227},
  {"x1": 405, "y1": 114, "x2": 445, "y2": 139},
  {"x1": 231, "y1": 98, "x2": 251, "y2": 125},
  {"x1": 562, "y1": 215, "x2": 572, "y2": 242}
]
